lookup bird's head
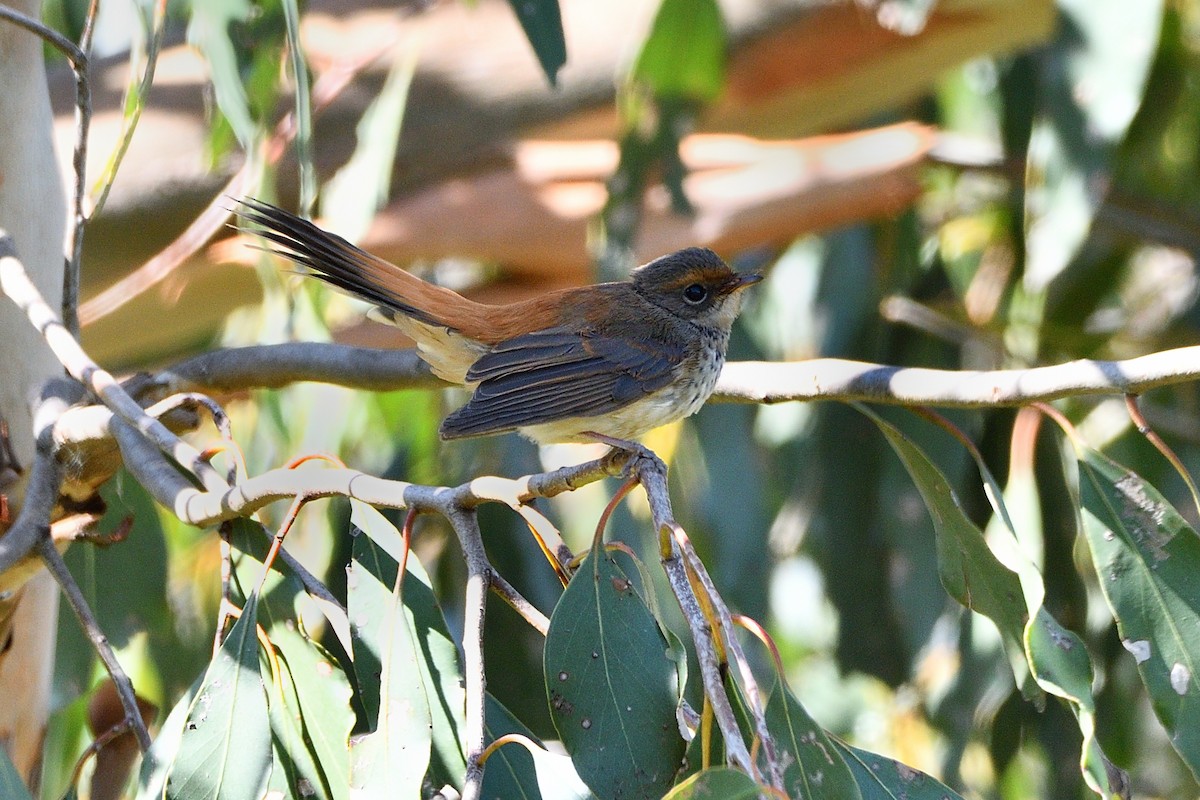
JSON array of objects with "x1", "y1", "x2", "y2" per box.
[{"x1": 631, "y1": 247, "x2": 762, "y2": 330}]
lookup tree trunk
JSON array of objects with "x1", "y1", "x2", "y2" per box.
[{"x1": 0, "y1": 0, "x2": 68, "y2": 786}]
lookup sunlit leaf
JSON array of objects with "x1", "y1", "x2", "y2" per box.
[
  {"x1": 544, "y1": 539, "x2": 685, "y2": 798},
  {"x1": 166, "y1": 593, "x2": 272, "y2": 799},
  {"x1": 1079, "y1": 448, "x2": 1200, "y2": 781},
  {"x1": 632, "y1": 0, "x2": 725, "y2": 102},
  {"x1": 504, "y1": 0, "x2": 566, "y2": 86},
  {"x1": 269, "y1": 624, "x2": 353, "y2": 800},
  {"x1": 1024, "y1": 0, "x2": 1163, "y2": 290},
  {"x1": 347, "y1": 526, "x2": 432, "y2": 797},
  {"x1": 347, "y1": 501, "x2": 467, "y2": 788},
  {"x1": 187, "y1": 0, "x2": 257, "y2": 149},
  {"x1": 280, "y1": 0, "x2": 315, "y2": 215},
  {"x1": 483, "y1": 695, "x2": 595, "y2": 800}
]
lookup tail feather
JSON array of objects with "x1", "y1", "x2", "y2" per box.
[{"x1": 237, "y1": 198, "x2": 470, "y2": 332}]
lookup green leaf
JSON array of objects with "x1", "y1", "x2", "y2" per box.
[
  {"x1": 834, "y1": 740, "x2": 967, "y2": 800},
  {"x1": 1024, "y1": 0, "x2": 1163, "y2": 290},
  {"x1": 347, "y1": 527, "x2": 432, "y2": 797},
  {"x1": 280, "y1": 0, "x2": 315, "y2": 215},
  {"x1": 632, "y1": 0, "x2": 726, "y2": 102},
  {"x1": 483, "y1": 694, "x2": 594, "y2": 800},
  {"x1": 0, "y1": 745, "x2": 32, "y2": 800},
  {"x1": 504, "y1": 0, "x2": 566, "y2": 86},
  {"x1": 321, "y1": 45, "x2": 418, "y2": 242},
  {"x1": 1078, "y1": 448, "x2": 1200, "y2": 781},
  {"x1": 136, "y1": 681, "x2": 199, "y2": 800},
  {"x1": 268, "y1": 624, "x2": 353, "y2": 800},
  {"x1": 166, "y1": 593, "x2": 272, "y2": 799},
  {"x1": 544, "y1": 537, "x2": 685, "y2": 799},
  {"x1": 662, "y1": 767, "x2": 760, "y2": 799},
  {"x1": 347, "y1": 501, "x2": 467, "y2": 788},
  {"x1": 859, "y1": 406, "x2": 1037, "y2": 700},
  {"x1": 764, "y1": 674, "x2": 861, "y2": 800},
  {"x1": 187, "y1": 0, "x2": 257, "y2": 149}
]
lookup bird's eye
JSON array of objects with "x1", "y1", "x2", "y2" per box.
[{"x1": 682, "y1": 283, "x2": 708, "y2": 304}]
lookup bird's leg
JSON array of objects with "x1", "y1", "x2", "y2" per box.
[{"x1": 580, "y1": 431, "x2": 666, "y2": 477}]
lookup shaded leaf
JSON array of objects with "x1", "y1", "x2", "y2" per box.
[
  {"x1": 484, "y1": 695, "x2": 595, "y2": 800},
  {"x1": 0, "y1": 746, "x2": 32, "y2": 800},
  {"x1": 835, "y1": 740, "x2": 966, "y2": 800},
  {"x1": 280, "y1": 0, "x2": 315, "y2": 214},
  {"x1": 1079, "y1": 448, "x2": 1200, "y2": 782},
  {"x1": 662, "y1": 767, "x2": 760, "y2": 799},
  {"x1": 764, "y1": 673, "x2": 860, "y2": 800},
  {"x1": 166, "y1": 593, "x2": 272, "y2": 799},
  {"x1": 505, "y1": 0, "x2": 566, "y2": 86},
  {"x1": 544, "y1": 539, "x2": 685, "y2": 799}
]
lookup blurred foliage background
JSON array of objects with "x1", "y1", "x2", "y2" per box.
[{"x1": 22, "y1": 0, "x2": 1200, "y2": 797}]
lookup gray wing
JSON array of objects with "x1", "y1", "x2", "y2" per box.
[{"x1": 439, "y1": 329, "x2": 684, "y2": 439}]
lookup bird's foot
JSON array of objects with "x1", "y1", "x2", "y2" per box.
[{"x1": 580, "y1": 432, "x2": 666, "y2": 478}]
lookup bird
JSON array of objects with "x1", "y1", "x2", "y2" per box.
[{"x1": 237, "y1": 198, "x2": 762, "y2": 445}]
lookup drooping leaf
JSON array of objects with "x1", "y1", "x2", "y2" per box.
[
  {"x1": 764, "y1": 673, "x2": 861, "y2": 800},
  {"x1": 544, "y1": 538, "x2": 685, "y2": 799},
  {"x1": 504, "y1": 0, "x2": 566, "y2": 86},
  {"x1": 1078, "y1": 448, "x2": 1200, "y2": 782},
  {"x1": 0, "y1": 745, "x2": 32, "y2": 800},
  {"x1": 1024, "y1": 0, "x2": 1163, "y2": 290},
  {"x1": 632, "y1": 0, "x2": 726, "y2": 102},
  {"x1": 187, "y1": 0, "x2": 257, "y2": 149},
  {"x1": 835, "y1": 740, "x2": 967, "y2": 800},
  {"x1": 165, "y1": 593, "x2": 272, "y2": 799},
  {"x1": 268, "y1": 624, "x2": 353, "y2": 800},
  {"x1": 859, "y1": 405, "x2": 1038, "y2": 701},
  {"x1": 347, "y1": 524, "x2": 432, "y2": 797},
  {"x1": 347, "y1": 501, "x2": 467, "y2": 788},
  {"x1": 280, "y1": 0, "x2": 315, "y2": 215}
]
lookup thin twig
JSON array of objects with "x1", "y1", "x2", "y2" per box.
[
  {"x1": 62, "y1": 0, "x2": 100, "y2": 337},
  {"x1": 0, "y1": 5, "x2": 86, "y2": 65},
  {"x1": 446, "y1": 507, "x2": 489, "y2": 800},
  {"x1": 0, "y1": 235, "x2": 226, "y2": 493},
  {"x1": 489, "y1": 572, "x2": 550, "y2": 636},
  {"x1": 38, "y1": 537, "x2": 151, "y2": 751}
]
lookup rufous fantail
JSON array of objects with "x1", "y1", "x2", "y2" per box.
[{"x1": 238, "y1": 199, "x2": 761, "y2": 445}]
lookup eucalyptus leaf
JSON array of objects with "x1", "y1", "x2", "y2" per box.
[
  {"x1": 835, "y1": 740, "x2": 966, "y2": 800},
  {"x1": 504, "y1": 0, "x2": 566, "y2": 86},
  {"x1": 764, "y1": 673, "x2": 861, "y2": 800},
  {"x1": 661, "y1": 767, "x2": 760, "y2": 799},
  {"x1": 0, "y1": 746, "x2": 31, "y2": 800},
  {"x1": 544, "y1": 540, "x2": 685, "y2": 799},
  {"x1": 165, "y1": 593, "x2": 272, "y2": 800},
  {"x1": 1078, "y1": 448, "x2": 1200, "y2": 782}
]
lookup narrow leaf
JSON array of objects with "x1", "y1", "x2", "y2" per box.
[
  {"x1": 348, "y1": 501, "x2": 467, "y2": 787},
  {"x1": 281, "y1": 0, "x2": 316, "y2": 215},
  {"x1": 347, "y1": 531, "x2": 432, "y2": 797},
  {"x1": 504, "y1": 0, "x2": 566, "y2": 86},
  {"x1": 859, "y1": 406, "x2": 1037, "y2": 700},
  {"x1": 186, "y1": 0, "x2": 257, "y2": 149},
  {"x1": 1078, "y1": 448, "x2": 1200, "y2": 781},
  {"x1": 544, "y1": 540, "x2": 685, "y2": 799},
  {"x1": 166, "y1": 593, "x2": 272, "y2": 799}
]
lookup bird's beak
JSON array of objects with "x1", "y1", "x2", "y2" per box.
[{"x1": 720, "y1": 272, "x2": 763, "y2": 295}]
